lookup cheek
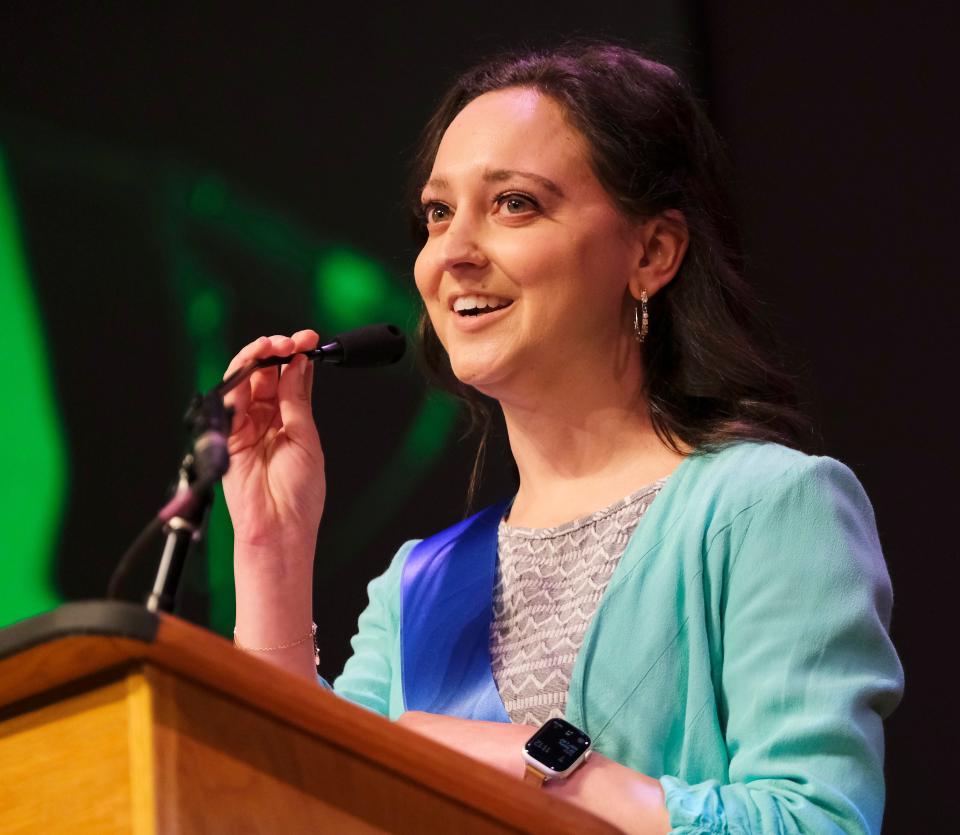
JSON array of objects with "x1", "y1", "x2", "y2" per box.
[
  {"x1": 494, "y1": 233, "x2": 564, "y2": 290},
  {"x1": 413, "y1": 247, "x2": 433, "y2": 300},
  {"x1": 413, "y1": 245, "x2": 448, "y2": 341},
  {"x1": 498, "y1": 232, "x2": 595, "y2": 311},
  {"x1": 562, "y1": 223, "x2": 635, "y2": 299}
]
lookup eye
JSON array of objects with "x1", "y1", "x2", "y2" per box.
[
  {"x1": 494, "y1": 192, "x2": 539, "y2": 216},
  {"x1": 421, "y1": 201, "x2": 452, "y2": 225}
]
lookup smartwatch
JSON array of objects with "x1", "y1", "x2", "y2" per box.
[{"x1": 522, "y1": 717, "x2": 591, "y2": 786}]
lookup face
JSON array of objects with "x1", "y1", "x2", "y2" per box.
[{"x1": 414, "y1": 87, "x2": 643, "y2": 399}]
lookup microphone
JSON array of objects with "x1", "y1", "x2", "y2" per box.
[
  {"x1": 216, "y1": 323, "x2": 406, "y2": 397},
  {"x1": 281, "y1": 323, "x2": 406, "y2": 368}
]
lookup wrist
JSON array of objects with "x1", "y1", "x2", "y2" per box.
[
  {"x1": 234, "y1": 540, "x2": 316, "y2": 667},
  {"x1": 522, "y1": 718, "x2": 591, "y2": 785},
  {"x1": 234, "y1": 621, "x2": 319, "y2": 667},
  {"x1": 234, "y1": 531, "x2": 317, "y2": 561},
  {"x1": 234, "y1": 537, "x2": 316, "y2": 585},
  {"x1": 548, "y1": 753, "x2": 670, "y2": 835}
]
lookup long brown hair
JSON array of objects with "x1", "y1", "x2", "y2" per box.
[{"x1": 409, "y1": 42, "x2": 812, "y2": 505}]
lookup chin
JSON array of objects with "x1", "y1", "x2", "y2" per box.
[{"x1": 447, "y1": 353, "x2": 508, "y2": 394}]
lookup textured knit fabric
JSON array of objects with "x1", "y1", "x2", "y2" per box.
[
  {"x1": 332, "y1": 442, "x2": 904, "y2": 834},
  {"x1": 491, "y1": 480, "x2": 664, "y2": 724}
]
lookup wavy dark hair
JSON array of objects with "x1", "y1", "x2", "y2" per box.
[{"x1": 408, "y1": 42, "x2": 812, "y2": 503}]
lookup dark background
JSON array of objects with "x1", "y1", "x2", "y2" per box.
[{"x1": 1, "y1": 4, "x2": 956, "y2": 831}]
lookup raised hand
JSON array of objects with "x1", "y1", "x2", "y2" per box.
[
  {"x1": 224, "y1": 330, "x2": 325, "y2": 680},
  {"x1": 221, "y1": 330, "x2": 325, "y2": 553}
]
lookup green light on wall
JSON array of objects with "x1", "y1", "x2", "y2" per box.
[
  {"x1": 315, "y1": 248, "x2": 413, "y2": 333},
  {"x1": 405, "y1": 392, "x2": 460, "y2": 461},
  {"x1": 189, "y1": 176, "x2": 229, "y2": 218},
  {"x1": 187, "y1": 288, "x2": 224, "y2": 339},
  {"x1": 0, "y1": 148, "x2": 67, "y2": 625}
]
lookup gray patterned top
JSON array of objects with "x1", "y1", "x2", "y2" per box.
[{"x1": 490, "y1": 480, "x2": 665, "y2": 725}]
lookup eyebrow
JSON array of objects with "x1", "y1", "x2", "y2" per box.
[{"x1": 422, "y1": 169, "x2": 565, "y2": 198}]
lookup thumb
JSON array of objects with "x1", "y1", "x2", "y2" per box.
[{"x1": 277, "y1": 355, "x2": 317, "y2": 441}]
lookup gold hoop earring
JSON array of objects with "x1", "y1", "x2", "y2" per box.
[{"x1": 634, "y1": 290, "x2": 649, "y2": 344}]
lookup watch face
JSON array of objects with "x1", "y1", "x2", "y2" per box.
[{"x1": 524, "y1": 718, "x2": 591, "y2": 773}]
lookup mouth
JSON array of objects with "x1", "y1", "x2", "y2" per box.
[{"x1": 451, "y1": 294, "x2": 514, "y2": 317}]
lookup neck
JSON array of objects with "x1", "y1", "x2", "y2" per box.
[{"x1": 494, "y1": 347, "x2": 685, "y2": 528}]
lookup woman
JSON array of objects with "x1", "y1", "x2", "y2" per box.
[{"x1": 224, "y1": 43, "x2": 902, "y2": 834}]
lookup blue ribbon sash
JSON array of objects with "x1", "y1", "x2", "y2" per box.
[{"x1": 400, "y1": 501, "x2": 511, "y2": 722}]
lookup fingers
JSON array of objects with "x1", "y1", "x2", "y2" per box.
[
  {"x1": 223, "y1": 332, "x2": 317, "y2": 439},
  {"x1": 248, "y1": 334, "x2": 296, "y2": 403},
  {"x1": 290, "y1": 329, "x2": 321, "y2": 352},
  {"x1": 277, "y1": 329, "x2": 320, "y2": 440},
  {"x1": 289, "y1": 329, "x2": 320, "y2": 404},
  {"x1": 223, "y1": 335, "x2": 270, "y2": 429}
]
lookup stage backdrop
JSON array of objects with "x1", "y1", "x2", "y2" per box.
[{"x1": 1, "y1": 5, "x2": 955, "y2": 833}]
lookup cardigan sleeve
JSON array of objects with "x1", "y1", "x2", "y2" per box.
[
  {"x1": 330, "y1": 539, "x2": 417, "y2": 716},
  {"x1": 661, "y1": 457, "x2": 903, "y2": 835}
]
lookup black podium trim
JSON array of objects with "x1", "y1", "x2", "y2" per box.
[{"x1": 0, "y1": 600, "x2": 159, "y2": 662}]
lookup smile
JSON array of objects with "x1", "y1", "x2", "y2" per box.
[{"x1": 451, "y1": 294, "x2": 514, "y2": 317}]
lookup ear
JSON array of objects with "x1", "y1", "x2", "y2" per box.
[{"x1": 627, "y1": 209, "x2": 689, "y2": 301}]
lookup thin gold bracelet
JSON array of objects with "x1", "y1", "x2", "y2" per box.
[{"x1": 234, "y1": 623, "x2": 319, "y2": 667}]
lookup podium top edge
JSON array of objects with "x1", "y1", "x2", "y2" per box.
[{"x1": 0, "y1": 600, "x2": 159, "y2": 662}]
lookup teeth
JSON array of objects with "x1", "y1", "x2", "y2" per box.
[{"x1": 453, "y1": 294, "x2": 510, "y2": 312}]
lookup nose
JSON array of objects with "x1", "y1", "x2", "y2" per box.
[{"x1": 435, "y1": 210, "x2": 489, "y2": 275}]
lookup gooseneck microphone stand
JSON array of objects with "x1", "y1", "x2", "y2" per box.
[
  {"x1": 144, "y1": 391, "x2": 230, "y2": 613},
  {"x1": 145, "y1": 455, "x2": 210, "y2": 613},
  {"x1": 107, "y1": 389, "x2": 232, "y2": 613}
]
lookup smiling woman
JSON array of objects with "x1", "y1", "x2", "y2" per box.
[{"x1": 224, "y1": 42, "x2": 902, "y2": 834}]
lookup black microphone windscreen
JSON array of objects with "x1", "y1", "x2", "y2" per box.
[{"x1": 331, "y1": 324, "x2": 406, "y2": 367}]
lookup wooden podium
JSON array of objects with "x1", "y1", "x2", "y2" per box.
[{"x1": 0, "y1": 602, "x2": 619, "y2": 834}]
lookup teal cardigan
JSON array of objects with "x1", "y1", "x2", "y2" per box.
[{"x1": 333, "y1": 442, "x2": 903, "y2": 834}]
